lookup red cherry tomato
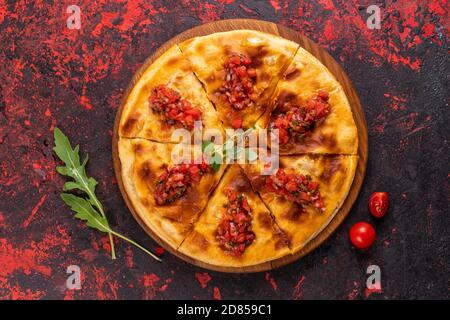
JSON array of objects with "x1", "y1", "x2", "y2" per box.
[
  {"x1": 369, "y1": 192, "x2": 389, "y2": 218},
  {"x1": 349, "y1": 222, "x2": 376, "y2": 249}
]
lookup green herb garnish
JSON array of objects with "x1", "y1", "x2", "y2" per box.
[
  {"x1": 202, "y1": 128, "x2": 258, "y2": 172},
  {"x1": 53, "y1": 127, "x2": 161, "y2": 262},
  {"x1": 202, "y1": 140, "x2": 222, "y2": 172}
]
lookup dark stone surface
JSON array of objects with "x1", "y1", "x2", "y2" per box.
[{"x1": 0, "y1": 0, "x2": 448, "y2": 299}]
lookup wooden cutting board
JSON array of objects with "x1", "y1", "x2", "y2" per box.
[{"x1": 112, "y1": 19, "x2": 368, "y2": 272}]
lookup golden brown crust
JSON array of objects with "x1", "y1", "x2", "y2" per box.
[
  {"x1": 241, "y1": 154, "x2": 358, "y2": 254},
  {"x1": 119, "y1": 45, "x2": 223, "y2": 142},
  {"x1": 179, "y1": 30, "x2": 299, "y2": 129},
  {"x1": 118, "y1": 137, "x2": 226, "y2": 247},
  {"x1": 257, "y1": 47, "x2": 358, "y2": 154},
  {"x1": 179, "y1": 165, "x2": 290, "y2": 267}
]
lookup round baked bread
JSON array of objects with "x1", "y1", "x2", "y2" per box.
[{"x1": 116, "y1": 30, "x2": 358, "y2": 268}]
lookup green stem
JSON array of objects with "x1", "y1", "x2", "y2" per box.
[
  {"x1": 83, "y1": 189, "x2": 116, "y2": 259},
  {"x1": 91, "y1": 198, "x2": 116, "y2": 260},
  {"x1": 68, "y1": 161, "x2": 117, "y2": 259},
  {"x1": 107, "y1": 232, "x2": 116, "y2": 260},
  {"x1": 109, "y1": 230, "x2": 162, "y2": 262}
]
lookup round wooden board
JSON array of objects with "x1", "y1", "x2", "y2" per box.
[{"x1": 112, "y1": 19, "x2": 368, "y2": 273}]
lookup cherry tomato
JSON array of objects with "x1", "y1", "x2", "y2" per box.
[
  {"x1": 349, "y1": 222, "x2": 376, "y2": 249},
  {"x1": 369, "y1": 192, "x2": 389, "y2": 218}
]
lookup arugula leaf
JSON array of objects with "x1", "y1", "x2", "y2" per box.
[
  {"x1": 54, "y1": 127, "x2": 161, "y2": 262},
  {"x1": 54, "y1": 129, "x2": 104, "y2": 213},
  {"x1": 245, "y1": 148, "x2": 258, "y2": 162},
  {"x1": 222, "y1": 128, "x2": 258, "y2": 163},
  {"x1": 210, "y1": 161, "x2": 221, "y2": 172},
  {"x1": 202, "y1": 140, "x2": 222, "y2": 172},
  {"x1": 60, "y1": 193, "x2": 110, "y2": 233},
  {"x1": 60, "y1": 193, "x2": 161, "y2": 261},
  {"x1": 235, "y1": 147, "x2": 258, "y2": 162},
  {"x1": 222, "y1": 139, "x2": 234, "y2": 160},
  {"x1": 201, "y1": 128, "x2": 259, "y2": 170},
  {"x1": 201, "y1": 140, "x2": 212, "y2": 152}
]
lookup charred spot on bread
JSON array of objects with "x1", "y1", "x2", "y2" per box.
[
  {"x1": 166, "y1": 57, "x2": 179, "y2": 66},
  {"x1": 227, "y1": 171, "x2": 252, "y2": 193},
  {"x1": 257, "y1": 211, "x2": 273, "y2": 230},
  {"x1": 121, "y1": 117, "x2": 139, "y2": 135},
  {"x1": 275, "y1": 91, "x2": 297, "y2": 109},
  {"x1": 137, "y1": 161, "x2": 154, "y2": 182},
  {"x1": 282, "y1": 204, "x2": 307, "y2": 222},
  {"x1": 133, "y1": 142, "x2": 144, "y2": 154},
  {"x1": 319, "y1": 155, "x2": 342, "y2": 184},
  {"x1": 190, "y1": 230, "x2": 210, "y2": 251},
  {"x1": 140, "y1": 196, "x2": 150, "y2": 207},
  {"x1": 274, "y1": 228, "x2": 291, "y2": 250},
  {"x1": 322, "y1": 134, "x2": 338, "y2": 152},
  {"x1": 249, "y1": 175, "x2": 266, "y2": 191},
  {"x1": 248, "y1": 46, "x2": 269, "y2": 68},
  {"x1": 259, "y1": 71, "x2": 271, "y2": 83},
  {"x1": 284, "y1": 68, "x2": 301, "y2": 81}
]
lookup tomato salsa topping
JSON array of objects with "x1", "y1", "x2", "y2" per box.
[
  {"x1": 270, "y1": 90, "x2": 330, "y2": 145},
  {"x1": 154, "y1": 161, "x2": 210, "y2": 205},
  {"x1": 149, "y1": 85, "x2": 202, "y2": 130},
  {"x1": 216, "y1": 53, "x2": 257, "y2": 111},
  {"x1": 264, "y1": 169, "x2": 325, "y2": 212},
  {"x1": 216, "y1": 188, "x2": 255, "y2": 256}
]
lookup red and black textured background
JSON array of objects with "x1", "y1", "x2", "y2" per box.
[{"x1": 0, "y1": 0, "x2": 448, "y2": 300}]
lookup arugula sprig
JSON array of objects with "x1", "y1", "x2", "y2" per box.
[
  {"x1": 202, "y1": 127, "x2": 258, "y2": 172},
  {"x1": 53, "y1": 127, "x2": 161, "y2": 262}
]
